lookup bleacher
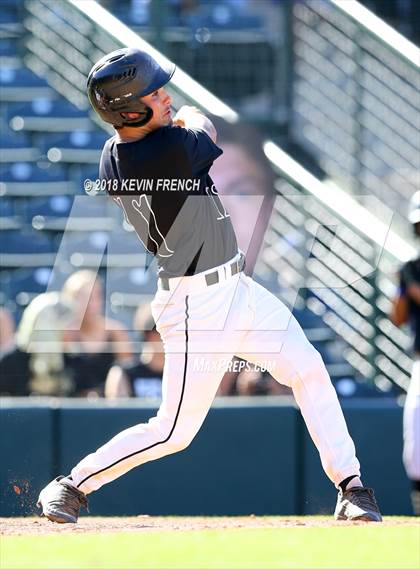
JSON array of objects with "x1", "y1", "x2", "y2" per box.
[
  {"x1": 1, "y1": 0, "x2": 415, "y2": 399},
  {"x1": 0, "y1": 1, "x2": 142, "y2": 329}
]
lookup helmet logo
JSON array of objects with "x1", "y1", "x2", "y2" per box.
[{"x1": 113, "y1": 67, "x2": 137, "y2": 81}]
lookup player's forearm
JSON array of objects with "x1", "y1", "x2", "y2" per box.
[
  {"x1": 407, "y1": 283, "x2": 420, "y2": 306},
  {"x1": 390, "y1": 295, "x2": 408, "y2": 326}
]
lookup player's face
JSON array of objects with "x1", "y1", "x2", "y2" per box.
[{"x1": 141, "y1": 87, "x2": 172, "y2": 129}]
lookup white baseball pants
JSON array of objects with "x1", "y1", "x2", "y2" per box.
[
  {"x1": 403, "y1": 358, "x2": 420, "y2": 481},
  {"x1": 71, "y1": 254, "x2": 360, "y2": 494}
]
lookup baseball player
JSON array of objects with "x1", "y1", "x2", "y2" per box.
[
  {"x1": 391, "y1": 191, "x2": 420, "y2": 515},
  {"x1": 37, "y1": 47, "x2": 382, "y2": 523}
]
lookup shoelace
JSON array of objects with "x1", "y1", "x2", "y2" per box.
[{"x1": 344, "y1": 488, "x2": 379, "y2": 512}]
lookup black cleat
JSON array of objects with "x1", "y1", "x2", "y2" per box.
[
  {"x1": 37, "y1": 476, "x2": 88, "y2": 524},
  {"x1": 334, "y1": 487, "x2": 382, "y2": 522}
]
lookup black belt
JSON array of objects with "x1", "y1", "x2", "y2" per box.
[{"x1": 159, "y1": 254, "x2": 245, "y2": 291}]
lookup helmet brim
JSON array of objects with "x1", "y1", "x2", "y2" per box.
[{"x1": 140, "y1": 62, "x2": 176, "y2": 97}]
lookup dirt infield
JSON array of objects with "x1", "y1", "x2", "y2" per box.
[{"x1": 0, "y1": 516, "x2": 417, "y2": 536}]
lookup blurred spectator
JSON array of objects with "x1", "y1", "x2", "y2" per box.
[
  {"x1": 0, "y1": 293, "x2": 74, "y2": 396},
  {"x1": 211, "y1": 118, "x2": 276, "y2": 275},
  {"x1": 390, "y1": 191, "x2": 420, "y2": 515},
  {"x1": 217, "y1": 357, "x2": 292, "y2": 396},
  {"x1": 0, "y1": 307, "x2": 16, "y2": 356},
  {"x1": 62, "y1": 270, "x2": 132, "y2": 397},
  {"x1": 105, "y1": 303, "x2": 163, "y2": 399}
]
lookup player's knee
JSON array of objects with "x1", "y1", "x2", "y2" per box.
[
  {"x1": 290, "y1": 346, "x2": 329, "y2": 386},
  {"x1": 165, "y1": 432, "x2": 193, "y2": 454}
]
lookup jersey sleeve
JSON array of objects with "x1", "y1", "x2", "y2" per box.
[
  {"x1": 400, "y1": 261, "x2": 418, "y2": 293},
  {"x1": 173, "y1": 126, "x2": 223, "y2": 175}
]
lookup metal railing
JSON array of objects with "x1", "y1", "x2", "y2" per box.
[
  {"x1": 291, "y1": 0, "x2": 420, "y2": 241},
  {"x1": 20, "y1": 0, "x2": 415, "y2": 391}
]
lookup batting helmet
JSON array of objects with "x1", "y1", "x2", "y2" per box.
[
  {"x1": 87, "y1": 47, "x2": 175, "y2": 128},
  {"x1": 408, "y1": 190, "x2": 420, "y2": 225}
]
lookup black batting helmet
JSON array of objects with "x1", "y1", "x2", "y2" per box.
[{"x1": 87, "y1": 47, "x2": 175, "y2": 128}]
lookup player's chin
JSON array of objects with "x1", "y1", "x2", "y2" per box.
[{"x1": 163, "y1": 114, "x2": 173, "y2": 126}]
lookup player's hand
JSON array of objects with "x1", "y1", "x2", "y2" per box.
[
  {"x1": 172, "y1": 117, "x2": 186, "y2": 127},
  {"x1": 173, "y1": 105, "x2": 204, "y2": 125}
]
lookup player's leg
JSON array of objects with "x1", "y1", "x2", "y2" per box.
[
  {"x1": 235, "y1": 275, "x2": 381, "y2": 520},
  {"x1": 38, "y1": 286, "x2": 238, "y2": 522},
  {"x1": 69, "y1": 355, "x2": 228, "y2": 495},
  {"x1": 403, "y1": 358, "x2": 420, "y2": 515}
]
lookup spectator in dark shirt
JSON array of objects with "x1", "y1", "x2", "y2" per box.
[
  {"x1": 105, "y1": 303, "x2": 163, "y2": 400},
  {"x1": 0, "y1": 293, "x2": 74, "y2": 396},
  {"x1": 61, "y1": 270, "x2": 132, "y2": 397}
]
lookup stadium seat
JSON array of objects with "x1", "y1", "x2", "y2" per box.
[
  {"x1": 0, "y1": 198, "x2": 21, "y2": 230},
  {"x1": 7, "y1": 99, "x2": 87, "y2": 121},
  {"x1": 23, "y1": 195, "x2": 116, "y2": 232},
  {"x1": 0, "y1": 198, "x2": 15, "y2": 218},
  {"x1": 0, "y1": 132, "x2": 40, "y2": 162},
  {"x1": 0, "y1": 162, "x2": 76, "y2": 197},
  {"x1": 8, "y1": 98, "x2": 93, "y2": 133},
  {"x1": 22, "y1": 195, "x2": 74, "y2": 221},
  {"x1": 43, "y1": 130, "x2": 108, "y2": 166},
  {"x1": 106, "y1": 266, "x2": 157, "y2": 309},
  {"x1": 0, "y1": 66, "x2": 55, "y2": 104},
  {"x1": 40, "y1": 131, "x2": 108, "y2": 152},
  {"x1": 0, "y1": 162, "x2": 66, "y2": 183},
  {"x1": 0, "y1": 229, "x2": 56, "y2": 267},
  {"x1": 54, "y1": 229, "x2": 146, "y2": 269},
  {"x1": 7, "y1": 266, "x2": 53, "y2": 302},
  {"x1": 0, "y1": 67, "x2": 49, "y2": 88}
]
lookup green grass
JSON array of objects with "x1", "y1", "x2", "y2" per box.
[{"x1": 1, "y1": 521, "x2": 419, "y2": 569}]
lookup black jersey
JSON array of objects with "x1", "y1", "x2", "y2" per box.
[
  {"x1": 400, "y1": 255, "x2": 420, "y2": 354},
  {"x1": 99, "y1": 125, "x2": 238, "y2": 278},
  {"x1": 122, "y1": 360, "x2": 162, "y2": 399}
]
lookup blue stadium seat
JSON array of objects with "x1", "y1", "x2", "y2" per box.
[
  {"x1": 0, "y1": 38, "x2": 19, "y2": 57},
  {"x1": 22, "y1": 195, "x2": 74, "y2": 222},
  {"x1": 0, "y1": 162, "x2": 67, "y2": 183},
  {"x1": 0, "y1": 67, "x2": 49, "y2": 88},
  {"x1": 0, "y1": 198, "x2": 15, "y2": 218},
  {"x1": 0, "y1": 131, "x2": 31, "y2": 148},
  {"x1": 0, "y1": 130, "x2": 40, "y2": 163},
  {"x1": 40, "y1": 131, "x2": 109, "y2": 152},
  {"x1": 7, "y1": 99, "x2": 87, "y2": 122},
  {"x1": 0, "y1": 198, "x2": 21, "y2": 230},
  {"x1": 0, "y1": 230, "x2": 57, "y2": 267},
  {"x1": 106, "y1": 266, "x2": 156, "y2": 297},
  {"x1": 8, "y1": 267, "x2": 53, "y2": 298},
  {"x1": 22, "y1": 195, "x2": 115, "y2": 232},
  {"x1": 0, "y1": 230, "x2": 55, "y2": 255},
  {"x1": 54, "y1": 229, "x2": 146, "y2": 269},
  {"x1": 0, "y1": 66, "x2": 56, "y2": 103}
]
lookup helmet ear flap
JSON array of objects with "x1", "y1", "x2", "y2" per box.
[{"x1": 120, "y1": 105, "x2": 153, "y2": 127}]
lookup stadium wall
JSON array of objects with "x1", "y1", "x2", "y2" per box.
[{"x1": 0, "y1": 398, "x2": 412, "y2": 517}]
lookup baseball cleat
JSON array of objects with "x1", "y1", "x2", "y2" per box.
[
  {"x1": 334, "y1": 487, "x2": 382, "y2": 522},
  {"x1": 37, "y1": 476, "x2": 88, "y2": 524}
]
